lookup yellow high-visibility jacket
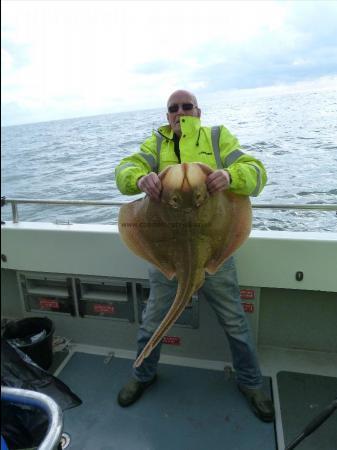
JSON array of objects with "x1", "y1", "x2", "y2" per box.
[{"x1": 115, "y1": 116, "x2": 267, "y2": 196}]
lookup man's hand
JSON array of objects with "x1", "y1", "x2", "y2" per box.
[
  {"x1": 206, "y1": 169, "x2": 231, "y2": 195},
  {"x1": 137, "y1": 172, "x2": 162, "y2": 201}
]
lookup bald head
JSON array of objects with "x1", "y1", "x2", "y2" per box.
[
  {"x1": 166, "y1": 90, "x2": 201, "y2": 136},
  {"x1": 167, "y1": 90, "x2": 198, "y2": 108}
]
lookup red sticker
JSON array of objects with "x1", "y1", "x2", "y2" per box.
[
  {"x1": 39, "y1": 298, "x2": 60, "y2": 310},
  {"x1": 240, "y1": 289, "x2": 255, "y2": 300},
  {"x1": 242, "y1": 302, "x2": 254, "y2": 313},
  {"x1": 162, "y1": 336, "x2": 181, "y2": 346},
  {"x1": 93, "y1": 304, "x2": 115, "y2": 314}
]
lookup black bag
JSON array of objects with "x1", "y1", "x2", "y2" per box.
[{"x1": 1, "y1": 339, "x2": 82, "y2": 449}]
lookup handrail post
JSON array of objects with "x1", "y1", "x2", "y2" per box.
[{"x1": 11, "y1": 202, "x2": 19, "y2": 223}]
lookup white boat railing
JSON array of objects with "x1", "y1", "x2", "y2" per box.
[{"x1": 2, "y1": 197, "x2": 337, "y2": 224}]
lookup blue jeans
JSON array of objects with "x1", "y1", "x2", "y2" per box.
[{"x1": 133, "y1": 257, "x2": 263, "y2": 389}]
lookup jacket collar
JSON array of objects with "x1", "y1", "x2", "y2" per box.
[{"x1": 157, "y1": 116, "x2": 201, "y2": 140}]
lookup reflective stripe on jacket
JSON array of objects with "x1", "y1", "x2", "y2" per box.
[{"x1": 115, "y1": 116, "x2": 267, "y2": 196}]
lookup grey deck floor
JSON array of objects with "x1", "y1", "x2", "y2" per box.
[
  {"x1": 58, "y1": 352, "x2": 276, "y2": 450},
  {"x1": 278, "y1": 371, "x2": 337, "y2": 450}
]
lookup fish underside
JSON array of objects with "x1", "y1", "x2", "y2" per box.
[{"x1": 118, "y1": 163, "x2": 252, "y2": 368}]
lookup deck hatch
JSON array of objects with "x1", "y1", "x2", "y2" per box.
[
  {"x1": 75, "y1": 276, "x2": 135, "y2": 322},
  {"x1": 17, "y1": 272, "x2": 75, "y2": 315}
]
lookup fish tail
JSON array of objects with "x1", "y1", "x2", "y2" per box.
[{"x1": 133, "y1": 269, "x2": 204, "y2": 368}]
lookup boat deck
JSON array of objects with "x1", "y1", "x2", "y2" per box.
[
  {"x1": 52, "y1": 346, "x2": 337, "y2": 450},
  {"x1": 56, "y1": 351, "x2": 276, "y2": 450},
  {"x1": 2, "y1": 222, "x2": 337, "y2": 449}
]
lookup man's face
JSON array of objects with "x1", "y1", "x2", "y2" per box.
[{"x1": 166, "y1": 92, "x2": 201, "y2": 136}]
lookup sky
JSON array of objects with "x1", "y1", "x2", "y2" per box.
[{"x1": 2, "y1": 0, "x2": 337, "y2": 126}]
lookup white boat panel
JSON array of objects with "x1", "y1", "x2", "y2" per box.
[{"x1": 1, "y1": 222, "x2": 337, "y2": 291}]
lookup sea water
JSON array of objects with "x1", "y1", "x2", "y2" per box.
[{"x1": 1, "y1": 87, "x2": 337, "y2": 232}]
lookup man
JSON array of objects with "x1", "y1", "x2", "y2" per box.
[{"x1": 115, "y1": 90, "x2": 274, "y2": 422}]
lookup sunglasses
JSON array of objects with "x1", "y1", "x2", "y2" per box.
[{"x1": 167, "y1": 103, "x2": 195, "y2": 113}]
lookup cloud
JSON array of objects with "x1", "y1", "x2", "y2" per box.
[
  {"x1": 133, "y1": 60, "x2": 174, "y2": 74},
  {"x1": 191, "y1": 41, "x2": 337, "y2": 93},
  {"x1": 1, "y1": 0, "x2": 337, "y2": 126},
  {"x1": 1, "y1": 48, "x2": 13, "y2": 72},
  {"x1": 183, "y1": 1, "x2": 337, "y2": 94}
]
